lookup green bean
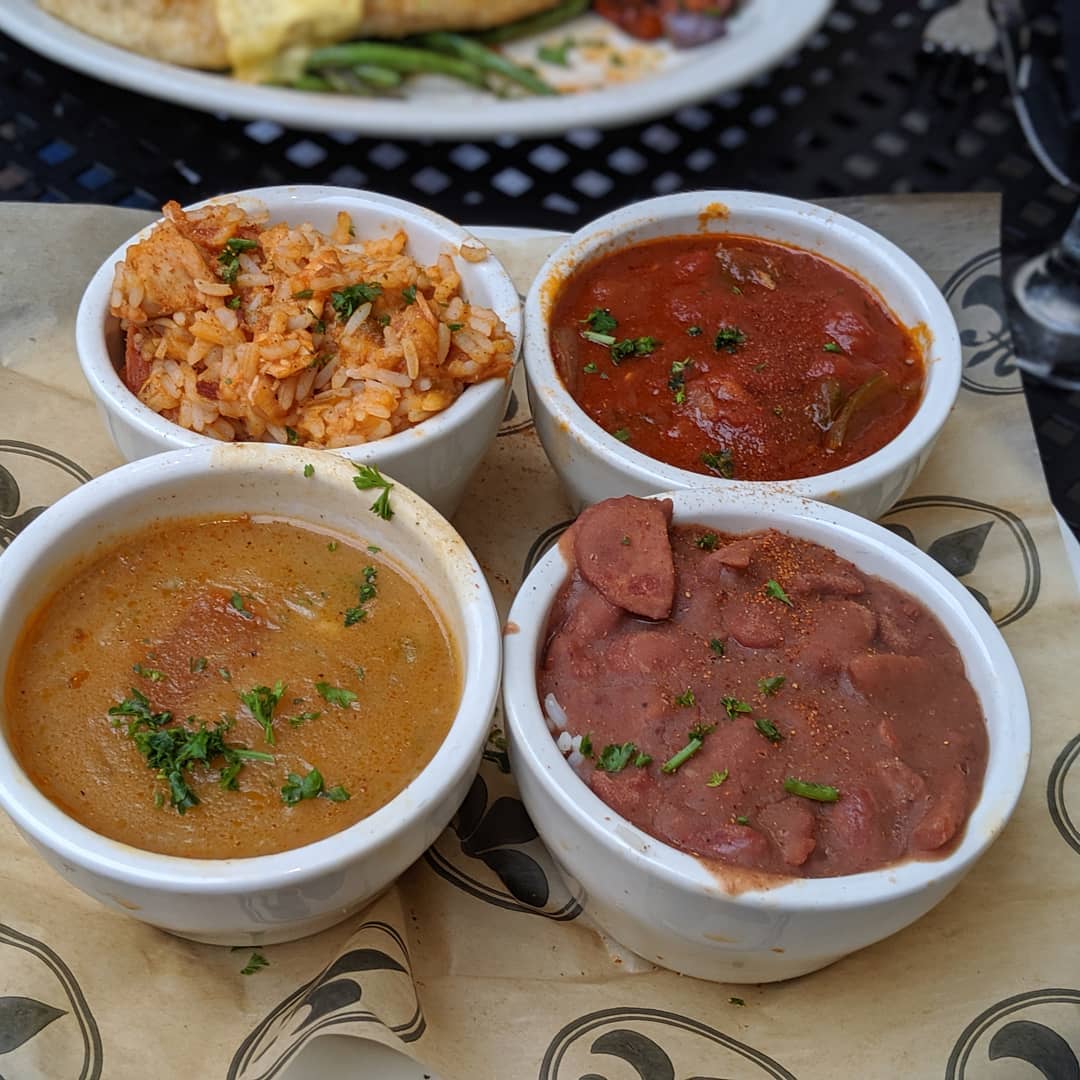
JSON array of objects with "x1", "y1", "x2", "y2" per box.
[
  {"x1": 289, "y1": 73, "x2": 334, "y2": 92},
  {"x1": 352, "y1": 64, "x2": 404, "y2": 89},
  {"x1": 417, "y1": 32, "x2": 557, "y2": 96},
  {"x1": 305, "y1": 42, "x2": 488, "y2": 87},
  {"x1": 478, "y1": 0, "x2": 590, "y2": 45}
]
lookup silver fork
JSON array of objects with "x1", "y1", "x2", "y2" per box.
[{"x1": 922, "y1": 0, "x2": 999, "y2": 63}]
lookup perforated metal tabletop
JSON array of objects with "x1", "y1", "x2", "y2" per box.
[{"x1": 1, "y1": 0, "x2": 1077, "y2": 533}]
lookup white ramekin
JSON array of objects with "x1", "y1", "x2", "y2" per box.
[
  {"x1": 523, "y1": 190, "x2": 961, "y2": 520},
  {"x1": 0, "y1": 443, "x2": 501, "y2": 945},
  {"x1": 76, "y1": 185, "x2": 523, "y2": 519},
  {"x1": 502, "y1": 488, "x2": 1028, "y2": 983}
]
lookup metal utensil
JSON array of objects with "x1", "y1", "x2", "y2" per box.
[{"x1": 922, "y1": 0, "x2": 998, "y2": 62}]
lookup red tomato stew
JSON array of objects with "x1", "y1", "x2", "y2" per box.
[
  {"x1": 539, "y1": 497, "x2": 988, "y2": 879},
  {"x1": 549, "y1": 234, "x2": 926, "y2": 482}
]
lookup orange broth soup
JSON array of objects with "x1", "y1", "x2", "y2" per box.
[{"x1": 5, "y1": 516, "x2": 459, "y2": 859}]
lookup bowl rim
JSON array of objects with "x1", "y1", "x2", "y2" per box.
[
  {"x1": 502, "y1": 487, "x2": 1030, "y2": 912},
  {"x1": 75, "y1": 183, "x2": 523, "y2": 462},
  {"x1": 522, "y1": 189, "x2": 961, "y2": 501},
  {"x1": 0, "y1": 443, "x2": 502, "y2": 891}
]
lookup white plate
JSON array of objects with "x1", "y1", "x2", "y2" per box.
[{"x1": 0, "y1": 0, "x2": 831, "y2": 138}]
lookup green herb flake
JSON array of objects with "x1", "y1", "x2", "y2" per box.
[
  {"x1": 596, "y1": 741, "x2": 638, "y2": 773},
  {"x1": 583, "y1": 362, "x2": 598, "y2": 374},
  {"x1": 823, "y1": 341, "x2": 844, "y2": 353},
  {"x1": 578, "y1": 733, "x2": 593, "y2": 757},
  {"x1": 240, "y1": 952, "x2": 270, "y2": 976},
  {"x1": 367, "y1": 544, "x2": 381, "y2": 554},
  {"x1": 293, "y1": 288, "x2": 314, "y2": 300},
  {"x1": 303, "y1": 463, "x2": 314, "y2": 478},
  {"x1": 377, "y1": 312, "x2": 391, "y2": 326},
  {"x1": 402, "y1": 284, "x2": 417, "y2": 305},
  {"x1": 764, "y1": 579, "x2": 793, "y2": 607},
  {"x1": 226, "y1": 237, "x2": 258, "y2": 253},
  {"x1": 634, "y1": 751, "x2": 652, "y2": 768},
  {"x1": 772, "y1": 406, "x2": 784, "y2": 417},
  {"x1": 611, "y1": 336, "x2": 659, "y2": 364},
  {"x1": 330, "y1": 282, "x2": 382, "y2": 320},
  {"x1": 709, "y1": 638, "x2": 725, "y2": 657},
  {"x1": 752, "y1": 362, "x2": 767, "y2": 373},
  {"x1": 722, "y1": 696, "x2": 752, "y2": 719},
  {"x1": 190, "y1": 656, "x2": 208, "y2": 674},
  {"x1": 538, "y1": 37, "x2": 574, "y2": 66},
  {"x1": 352, "y1": 463, "x2": 394, "y2": 520},
  {"x1": 784, "y1": 777, "x2": 840, "y2": 802},
  {"x1": 240, "y1": 681, "x2": 286, "y2": 745},
  {"x1": 701, "y1": 448, "x2": 735, "y2": 479},
  {"x1": 759, "y1": 675, "x2": 786, "y2": 696},
  {"x1": 343, "y1": 606, "x2": 367, "y2": 627},
  {"x1": 285, "y1": 426, "x2": 299, "y2": 445},
  {"x1": 281, "y1": 767, "x2": 324, "y2": 805},
  {"x1": 735, "y1": 815, "x2": 750, "y2": 825},
  {"x1": 661, "y1": 736, "x2": 703, "y2": 775},
  {"x1": 612, "y1": 427, "x2": 631, "y2": 443},
  {"x1": 132, "y1": 662, "x2": 164, "y2": 682},
  {"x1": 695, "y1": 531, "x2": 719, "y2": 551},
  {"x1": 219, "y1": 667, "x2": 232, "y2": 682},
  {"x1": 327, "y1": 541, "x2": 338, "y2": 552},
  {"x1": 288, "y1": 711, "x2": 321, "y2": 727},
  {"x1": 668, "y1": 358, "x2": 692, "y2": 404},
  {"x1": 714, "y1": 326, "x2": 747, "y2": 353},
  {"x1": 707, "y1": 769, "x2": 729, "y2": 788},
  {"x1": 731, "y1": 286, "x2": 743, "y2": 296},
  {"x1": 316, "y1": 682, "x2": 358, "y2": 708},
  {"x1": 225, "y1": 296, "x2": 242, "y2": 309},
  {"x1": 755, "y1": 716, "x2": 783, "y2": 743},
  {"x1": 581, "y1": 329, "x2": 616, "y2": 347},
  {"x1": 447, "y1": 321, "x2": 464, "y2": 331},
  {"x1": 355, "y1": 666, "x2": 366, "y2": 681},
  {"x1": 687, "y1": 325, "x2": 703, "y2": 337},
  {"x1": 229, "y1": 592, "x2": 253, "y2": 619},
  {"x1": 674, "y1": 688, "x2": 696, "y2": 707},
  {"x1": 582, "y1": 308, "x2": 617, "y2": 335},
  {"x1": 324, "y1": 785, "x2": 351, "y2": 802}
]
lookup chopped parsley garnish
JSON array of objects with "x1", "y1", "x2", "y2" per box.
[
  {"x1": 352, "y1": 463, "x2": 394, "y2": 520},
  {"x1": 823, "y1": 341, "x2": 844, "y2": 353},
  {"x1": 759, "y1": 675, "x2": 786, "y2": 696},
  {"x1": 378, "y1": 313, "x2": 392, "y2": 326},
  {"x1": 225, "y1": 296, "x2": 241, "y2": 309},
  {"x1": 582, "y1": 308, "x2": 617, "y2": 335},
  {"x1": 367, "y1": 544, "x2": 381, "y2": 554},
  {"x1": 288, "y1": 711, "x2": 321, "y2": 727},
  {"x1": 611, "y1": 336, "x2": 659, "y2": 364},
  {"x1": 765, "y1": 579, "x2": 793, "y2": 607},
  {"x1": 229, "y1": 592, "x2": 253, "y2": 618},
  {"x1": 612, "y1": 427, "x2": 631, "y2": 443},
  {"x1": 132, "y1": 662, "x2": 164, "y2": 682},
  {"x1": 579, "y1": 733, "x2": 593, "y2": 757},
  {"x1": 582, "y1": 329, "x2": 616, "y2": 346},
  {"x1": 709, "y1": 638, "x2": 725, "y2": 657},
  {"x1": 293, "y1": 289, "x2": 314, "y2": 300},
  {"x1": 687, "y1": 325, "x2": 703, "y2": 337},
  {"x1": 190, "y1": 656, "x2": 208, "y2": 674},
  {"x1": 538, "y1": 37, "x2": 574, "y2": 66},
  {"x1": 772, "y1": 406, "x2": 784, "y2": 417},
  {"x1": 345, "y1": 565, "x2": 379, "y2": 627},
  {"x1": 109, "y1": 688, "x2": 273, "y2": 812},
  {"x1": 674, "y1": 688, "x2": 696, "y2": 707},
  {"x1": 661, "y1": 727, "x2": 710, "y2": 774},
  {"x1": 668, "y1": 358, "x2": 692, "y2": 404},
  {"x1": 343, "y1": 606, "x2": 367, "y2": 627},
  {"x1": 330, "y1": 282, "x2": 383, "y2": 320},
  {"x1": 784, "y1": 777, "x2": 841, "y2": 802},
  {"x1": 355, "y1": 666, "x2": 366, "y2": 681},
  {"x1": 634, "y1": 751, "x2": 652, "y2": 767},
  {"x1": 327, "y1": 541, "x2": 338, "y2": 552},
  {"x1": 707, "y1": 769, "x2": 729, "y2": 787},
  {"x1": 219, "y1": 667, "x2": 232, "y2": 682},
  {"x1": 755, "y1": 716, "x2": 783, "y2": 743},
  {"x1": 285, "y1": 426, "x2": 299, "y2": 445},
  {"x1": 620, "y1": 535, "x2": 631, "y2": 546},
  {"x1": 583, "y1": 362, "x2": 598, "y2": 374},
  {"x1": 216, "y1": 237, "x2": 259, "y2": 284},
  {"x1": 240, "y1": 681, "x2": 286, "y2": 745},
  {"x1": 714, "y1": 326, "x2": 747, "y2": 353},
  {"x1": 701, "y1": 448, "x2": 735, "y2": 478},
  {"x1": 596, "y1": 741, "x2": 638, "y2": 773},
  {"x1": 402, "y1": 284, "x2": 417, "y2": 305},
  {"x1": 722, "y1": 696, "x2": 752, "y2": 719},
  {"x1": 447, "y1": 322, "x2": 464, "y2": 331},
  {"x1": 735, "y1": 815, "x2": 750, "y2": 825},
  {"x1": 732, "y1": 286, "x2": 743, "y2": 296},
  {"x1": 695, "y1": 532, "x2": 719, "y2": 551},
  {"x1": 280, "y1": 767, "x2": 350, "y2": 806},
  {"x1": 303, "y1": 463, "x2": 314, "y2": 478},
  {"x1": 752, "y1": 362, "x2": 766, "y2": 372},
  {"x1": 240, "y1": 952, "x2": 269, "y2": 976},
  {"x1": 316, "y1": 682, "x2": 358, "y2": 708}
]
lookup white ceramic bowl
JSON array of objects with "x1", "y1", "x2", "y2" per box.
[
  {"x1": 502, "y1": 488, "x2": 1029, "y2": 983},
  {"x1": 76, "y1": 185, "x2": 523, "y2": 519},
  {"x1": 523, "y1": 190, "x2": 961, "y2": 520},
  {"x1": 0, "y1": 444, "x2": 501, "y2": 945}
]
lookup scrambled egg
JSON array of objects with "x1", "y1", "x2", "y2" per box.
[{"x1": 215, "y1": 0, "x2": 365, "y2": 77}]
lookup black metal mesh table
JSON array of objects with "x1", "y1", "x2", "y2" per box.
[{"x1": 1, "y1": 0, "x2": 1077, "y2": 534}]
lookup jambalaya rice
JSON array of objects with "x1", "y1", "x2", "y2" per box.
[{"x1": 110, "y1": 200, "x2": 515, "y2": 448}]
